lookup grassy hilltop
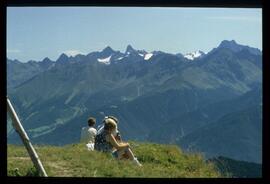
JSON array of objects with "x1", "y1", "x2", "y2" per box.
[{"x1": 7, "y1": 142, "x2": 223, "y2": 177}]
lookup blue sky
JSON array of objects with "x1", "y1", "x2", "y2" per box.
[{"x1": 7, "y1": 7, "x2": 262, "y2": 62}]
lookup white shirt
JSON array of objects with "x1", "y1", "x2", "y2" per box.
[{"x1": 80, "y1": 126, "x2": 97, "y2": 144}]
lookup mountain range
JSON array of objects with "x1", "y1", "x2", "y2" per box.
[{"x1": 7, "y1": 40, "x2": 262, "y2": 164}]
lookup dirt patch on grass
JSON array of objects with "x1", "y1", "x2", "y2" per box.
[
  {"x1": 9, "y1": 156, "x2": 31, "y2": 160},
  {"x1": 46, "y1": 161, "x2": 73, "y2": 177}
]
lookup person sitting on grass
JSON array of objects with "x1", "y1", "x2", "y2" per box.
[
  {"x1": 97, "y1": 115, "x2": 130, "y2": 159},
  {"x1": 97, "y1": 115, "x2": 121, "y2": 142},
  {"x1": 94, "y1": 117, "x2": 142, "y2": 166},
  {"x1": 80, "y1": 117, "x2": 97, "y2": 151}
]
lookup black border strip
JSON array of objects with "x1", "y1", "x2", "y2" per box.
[
  {"x1": 1, "y1": 0, "x2": 7, "y2": 181},
  {"x1": 262, "y1": 0, "x2": 270, "y2": 181}
]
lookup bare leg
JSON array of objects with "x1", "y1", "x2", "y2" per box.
[
  {"x1": 125, "y1": 148, "x2": 142, "y2": 166},
  {"x1": 116, "y1": 148, "x2": 127, "y2": 159},
  {"x1": 116, "y1": 147, "x2": 142, "y2": 166},
  {"x1": 117, "y1": 147, "x2": 135, "y2": 160},
  {"x1": 125, "y1": 148, "x2": 136, "y2": 160}
]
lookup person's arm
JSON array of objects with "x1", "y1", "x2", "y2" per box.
[{"x1": 106, "y1": 133, "x2": 129, "y2": 150}]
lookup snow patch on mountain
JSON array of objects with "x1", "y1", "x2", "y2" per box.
[
  {"x1": 144, "y1": 53, "x2": 153, "y2": 60},
  {"x1": 184, "y1": 51, "x2": 205, "y2": 60},
  {"x1": 116, "y1": 57, "x2": 124, "y2": 61},
  {"x1": 98, "y1": 55, "x2": 111, "y2": 65}
]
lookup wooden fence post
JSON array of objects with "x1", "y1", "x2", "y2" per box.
[{"x1": 7, "y1": 97, "x2": 48, "y2": 177}]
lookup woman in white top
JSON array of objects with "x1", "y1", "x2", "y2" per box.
[{"x1": 80, "y1": 117, "x2": 97, "y2": 151}]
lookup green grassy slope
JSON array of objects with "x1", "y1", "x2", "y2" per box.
[{"x1": 7, "y1": 142, "x2": 222, "y2": 177}]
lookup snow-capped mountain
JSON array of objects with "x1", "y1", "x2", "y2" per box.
[
  {"x1": 24, "y1": 40, "x2": 261, "y2": 67},
  {"x1": 184, "y1": 50, "x2": 205, "y2": 60},
  {"x1": 124, "y1": 45, "x2": 154, "y2": 60},
  {"x1": 96, "y1": 45, "x2": 155, "y2": 64}
]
